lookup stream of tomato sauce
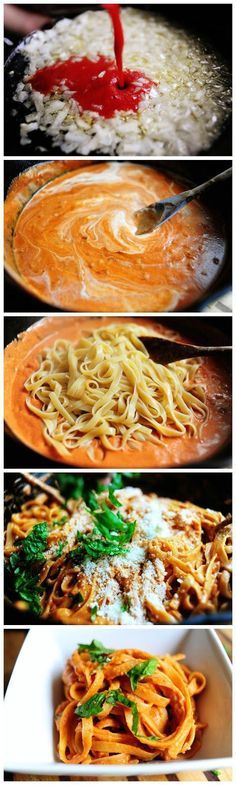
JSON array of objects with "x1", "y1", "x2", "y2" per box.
[
  {"x1": 29, "y1": 4, "x2": 156, "y2": 118},
  {"x1": 102, "y1": 3, "x2": 125, "y2": 86}
]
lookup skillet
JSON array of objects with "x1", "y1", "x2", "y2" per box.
[
  {"x1": 4, "y1": 159, "x2": 232, "y2": 313},
  {"x1": 4, "y1": 470, "x2": 232, "y2": 625},
  {"x1": 4, "y1": 314, "x2": 232, "y2": 469},
  {"x1": 4, "y1": 3, "x2": 232, "y2": 156}
]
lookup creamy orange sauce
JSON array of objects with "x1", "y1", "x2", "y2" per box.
[
  {"x1": 5, "y1": 162, "x2": 225, "y2": 312},
  {"x1": 4, "y1": 317, "x2": 231, "y2": 468}
]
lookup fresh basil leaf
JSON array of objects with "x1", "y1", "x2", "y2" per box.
[
  {"x1": 9, "y1": 552, "x2": 20, "y2": 571},
  {"x1": 106, "y1": 689, "x2": 139, "y2": 734},
  {"x1": 21, "y1": 522, "x2": 48, "y2": 563},
  {"x1": 137, "y1": 733, "x2": 161, "y2": 741},
  {"x1": 128, "y1": 658, "x2": 158, "y2": 691},
  {"x1": 121, "y1": 600, "x2": 130, "y2": 612},
  {"x1": 95, "y1": 504, "x2": 136, "y2": 543},
  {"x1": 76, "y1": 535, "x2": 126, "y2": 559},
  {"x1": 52, "y1": 515, "x2": 68, "y2": 526},
  {"x1": 5, "y1": 523, "x2": 49, "y2": 616},
  {"x1": 108, "y1": 487, "x2": 122, "y2": 507},
  {"x1": 90, "y1": 604, "x2": 98, "y2": 622},
  {"x1": 131, "y1": 702, "x2": 139, "y2": 735},
  {"x1": 70, "y1": 591, "x2": 84, "y2": 605},
  {"x1": 13, "y1": 569, "x2": 43, "y2": 615},
  {"x1": 55, "y1": 541, "x2": 65, "y2": 557},
  {"x1": 75, "y1": 691, "x2": 107, "y2": 717},
  {"x1": 122, "y1": 472, "x2": 141, "y2": 478},
  {"x1": 57, "y1": 474, "x2": 85, "y2": 500},
  {"x1": 75, "y1": 687, "x2": 140, "y2": 734},
  {"x1": 87, "y1": 490, "x2": 99, "y2": 511},
  {"x1": 78, "y1": 640, "x2": 114, "y2": 664},
  {"x1": 106, "y1": 689, "x2": 132, "y2": 708}
]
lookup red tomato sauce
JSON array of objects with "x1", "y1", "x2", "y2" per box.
[{"x1": 29, "y1": 4, "x2": 156, "y2": 118}]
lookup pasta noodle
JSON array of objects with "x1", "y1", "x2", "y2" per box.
[
  {"x1": 4, "y1": 481, "x2": 232, "y2": 624},
  {"x1": 55, "y1": 644, "x2": 207, "y2": 764},
  {"x1": 24, "y1": 323, "x2": 208, "y2": 460}
]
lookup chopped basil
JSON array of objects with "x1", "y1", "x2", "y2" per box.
[
  {"x1": 106, "y1": 689, "x2": 139, "y2": 734},
  {"x1": 8, "y1": 568, "x2": 43, "y2": 615},
  {"x1": 19, "y1": 522, "x2": 48, "y2": 563},
  {"x1": 75, "y1": 691, "x2": 107, "y2": 718},
  {"x1": 78, "y1": 639, "x2": 114, "y2": 664},
  {"x1": 90, "y1": 604, "x2": 98, "y2": 622},
  {"x1": 75, "y1": 687, "x2": 139, "y2": 734},
  {"x1": 137, "y1": 733, "x2": 161, "y2": 741},
  {"x1": 5, "y1": 522, "x2": 48, "y2": 615},
  {"x1": 55, "y1": 541, "x2": 66, "y2": 558},
  {"x1": 52, "y1": 515, "x2": 68, "y2": 526},
  {"x1": 70, "y1": 592, "x2": 84, "y2": 605},
  {"x1": 128, "y1": 658, "x2": 159, "y2": 691},
  {"x1": 94, "y1": 504, "x2": 136, "y2": 544},
  {"x1": 121, "y1": 600, "x2": 130, "y2": 612},
  {"x1": 72, "y1": 536, "x2": 126, "y2": 562},
  {"x1": 57, "y1": 474, "x2": 85, "y2": 500}
]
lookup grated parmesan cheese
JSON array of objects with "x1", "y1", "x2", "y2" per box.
[{"x1": 48, "y1": 486, "x2": 221, "y2": 624}]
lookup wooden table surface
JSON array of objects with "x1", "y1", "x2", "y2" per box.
[{"x1": 4, "y1": 629, "x2": 232, "y2": 783}]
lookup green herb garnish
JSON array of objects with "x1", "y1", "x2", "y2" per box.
[
  {"x1": 128, "y1": 658, "x2": 158, "y2": 691},
  {"x1": 52, "y1": 515, "x2": 68, "y2": 526},
  {"x1": 6, "y1": 522, "x2": 49, "y2": 615},
  {"x1": 137, "y1": 733, "x2": 161, "y2": 741},
  {"x1": 90, "y1": 604, "x2": 98, "y2": 622},
  {"x1": 94, "y1": 504, "x2": 136, "y2": 544},
  {"x1": 72, "y1": 536, "x2": 126, "y2": 563},
  {"x1": 75, "y1": 688, "x2": 139, "y2": 734},
  {"x1": 121, "y1": 600, "x2": 130, "y2": 612},
  {"x1": 10, "y1": 569, "x2": 44, "y2": 615},
  {"x1": 123, "y1": 472, "x2": 141, "y2": 478},
  {"x1": 57, "y1": 474, "x2": 136, "y2": 564},
  {"x1": 57, "y1": 474, "x2": 85, "y2": 500},
  {"x1": 106, "y1": 689, "x2": 139, "y2": 734},
  {"x1": 97, "y1": 472, "x2": 140, "y2": 507},
  {"x1": 75, "y1": 691, "x2": 107, "y2": 718},
  {"x1": 55, "y1": 541, "x2": 66, "y2": 558},
  {"x1": 78, "y1": 639, "x2": 114, "y2": 664},
  {"x1": 107, "y1": 474, "x2": 123, "y2": 507},
  {"x1": 20, "y1": 522, "x2": 48, "y2": 563},
  {"x1": 70, "y1": 592, "x2": 84, "y2": 605},
  {"x1": 87, "y1": 490, "x2": 99, "y2": 511}
]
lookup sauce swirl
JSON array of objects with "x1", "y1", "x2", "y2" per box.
[{"x1": 6, "y1": 162, "x2": 225, "y2": 313}]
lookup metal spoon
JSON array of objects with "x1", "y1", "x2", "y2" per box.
[
  {"x1": 135, "y1": 167, "x2": 232, "y2": 235},
  {"x1": 140, "y1": 335, "x2": 232, "y2": 365}
]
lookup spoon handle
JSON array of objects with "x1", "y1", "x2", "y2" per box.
[
  {"x1": 140, "y1": 337, "x2": 232, "y2": 364},
  {"x1": 183, "y1": 167, "x2": 232, "y2": 203}
]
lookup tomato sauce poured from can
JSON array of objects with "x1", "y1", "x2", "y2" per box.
[{"x1": 29, "y1": 4, "x2": 156, "y2": 118}]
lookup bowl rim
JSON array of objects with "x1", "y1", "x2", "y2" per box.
[{"x1": 4, "y1": 627, "x2": 232, "y2": 775}]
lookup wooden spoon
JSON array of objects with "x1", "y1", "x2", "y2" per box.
[
  {"x1": 140, "y1": 336, "x2": 232, "y2": 365},
  {"x1": 135, "y1": 167, "x2": 232, "y2": 235}
]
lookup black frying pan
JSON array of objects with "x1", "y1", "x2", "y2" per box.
[
  {"x1": 4, "y1": 470, "x2": 232, "y2": 626},
  {"x1": 4, "y1": 3, "x2": 232, "y2": 156},
  {"x1": 4, "y1": 314, "x2": 232, "y2": 469},
  {"x1": 4, "y1": 158, "x2": 232, "y2": 313}
]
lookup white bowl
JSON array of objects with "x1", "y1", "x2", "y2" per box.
[{"x1": 4, "y1": 626, "x2": 232, "y2": 777}]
